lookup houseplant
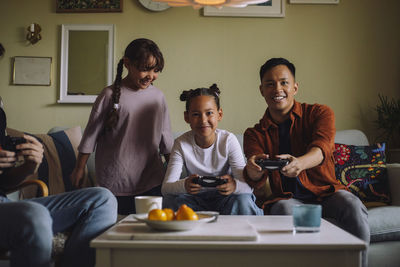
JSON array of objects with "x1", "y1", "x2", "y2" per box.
[{"x1": 374, "y1": 94, "x2": 400, "y2": 162}]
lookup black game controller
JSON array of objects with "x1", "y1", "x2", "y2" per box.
[
  {"x1": 192, "y1": 176, "x2": 228, "y2": 187},
  {"x1": 255, "y1": 158, "x2": 289, "y2": 170},
  {"x1": 1, "y1": 136, "x2": 27, "y2": 152}
]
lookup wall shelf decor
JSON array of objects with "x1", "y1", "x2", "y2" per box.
[
  {"x1": 56, "y1": 0, "x2": 122, "y2": 13},
  {"x1": 203, "y1": 0, "x2": 284, "y2": 17},
  {"x1": 12, "y1": 56, "x2": 52, "y2": 86}
]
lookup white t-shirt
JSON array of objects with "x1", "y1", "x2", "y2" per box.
[{"x1": 161, "y1": 129, "x2": 252, "y2": 195}]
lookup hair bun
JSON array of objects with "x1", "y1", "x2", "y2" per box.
[
  {"x1": 209, "y1": 83, "x2": 220, "y2": 96},
  {"x1": 180, "y1": 90, "x2": 190, "y2": 101}
]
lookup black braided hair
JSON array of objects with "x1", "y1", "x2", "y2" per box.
[
  {"x1": 180, "y1": 83, "x2": 221, "y2": 112},
  {"x1": 104, "y1": 59, "x2": 123, "y2": 131},
  {"x1": 105, "y1": 38, "x2": 164, "y2": 131}
]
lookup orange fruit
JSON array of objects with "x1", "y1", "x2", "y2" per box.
[
  {"x1": 148, "y1": 209, "x2": 167, "y2": 221},
  {"x1": 175, "y1": 204, "x2": 199, "y2": 221},
  {"x1": 163, "y1": 208, "x2": 175, "y2": 221}
]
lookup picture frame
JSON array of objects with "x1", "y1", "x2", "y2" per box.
[
  {"x1": 289, "y1": 0, "x2": 338, "y2": 4},
  {"x1": 203, "y1": 0, "x2": 284, "y2": 17},
  {"x1": 12, "y1": 56, "x2": 52, "y2": 86},
  {"x1": 56, "y1": 0, "x2": 122, "y2": 13},
  {"x1": 58, "y1": 24, "x2": 115, "y2": 103}
]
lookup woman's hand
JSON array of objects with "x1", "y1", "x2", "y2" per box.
[
  {"x1": 217, "y1": 174, "x2": 236, "y2": 195},
  {"x1": 0, "y1": 149, "x2": 16, "y2": 174},
  {"x1": 17, "y1": 135, "x2": 44, "y2": 167},
  {"x1": 0, "y1": 135, "x2": 43, "y2": 186},
  {"x1": 184, "y1": 174, "x2": 202, "y2": 194}
]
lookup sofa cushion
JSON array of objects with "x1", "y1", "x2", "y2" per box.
[
  {"x1": 6, "y1": 127, "x2": 93, "y2": 198},
  {"x1": 334, "y1": 129, "x2": 369, "y2": 146},
  {"x1": 334, "y1": 143, "x2": 391, "y2": 205},
  {"x1": 369, "y1": 206, "x2": 400, "y2": 242}
]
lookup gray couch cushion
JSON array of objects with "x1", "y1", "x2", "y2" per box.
[
  {"x1": 368, "y1": 241, "x2": 400, "y2": 267},
  {"x1": 335, "y1": 129, "x2": 369, "y2": 146},
  {"x1": 369, "y1": 206, "x2": 400, "y2": 242}
]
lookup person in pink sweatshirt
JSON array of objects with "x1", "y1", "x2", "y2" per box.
[{"x1": 71, "y1": 38, "x2": 173, "y2": 215}]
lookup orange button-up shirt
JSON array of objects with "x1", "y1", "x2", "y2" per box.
[{"x1": 243, "y1": 101, "x2": 345, "y2": 210}]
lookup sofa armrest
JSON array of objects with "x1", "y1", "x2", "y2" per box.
[{"x1": 387, "y1": 163, "x2": 400, "y2": 205}]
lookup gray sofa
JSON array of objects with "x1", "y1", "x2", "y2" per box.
[
  {"x1": 335, "y1": 130, "x2": 400, "y2": 267},
  {"x1": 229, "y1": 129, "x2": 400, "y2": 267},
  {"x1": 31, "y1": 128, "x2": 400, "y2": 267}
]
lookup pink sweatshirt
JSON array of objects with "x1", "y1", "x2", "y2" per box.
[{"x1": 78, "y1": 85, "x2": 173, "y2": 196}]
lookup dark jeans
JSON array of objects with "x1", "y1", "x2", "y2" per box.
[{"x1": 116, "y1": 185, "x2": 162, "y2": 215}]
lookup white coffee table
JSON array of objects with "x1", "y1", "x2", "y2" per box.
[{"x1": 91, "y1": 215, "x2": 366, "y2": 267}]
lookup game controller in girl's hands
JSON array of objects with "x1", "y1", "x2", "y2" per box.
[
  {"x1": 192, "y1": 176, "x2": 228, "y2": 187},
  {"x1": 255, "y1": 158, "x2": 289, "y2": 170}
]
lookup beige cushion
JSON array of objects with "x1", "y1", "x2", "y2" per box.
[{"x1": 6, "y1": 127, "x2": 92, "y2": 199}]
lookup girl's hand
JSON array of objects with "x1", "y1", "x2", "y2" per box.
[
  {"x1": 70, "y1": 167, "x2": 85, "y2": 188},
  {"x1": 216, "y1": 175, "x2": 236, "y2": 195},
  {"x1": 17, "y1": 135, "x2": 44, "y2": 166},
  {"x1": 184, "y1": 174, "x2": 202, "y2": 195},
  {"x1": 245, "y1": 154, "x2": 269, "y2": 181}
]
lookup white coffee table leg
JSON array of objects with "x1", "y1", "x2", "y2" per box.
[{"x1": 95, "y1": 248, "x2": 111, "y2": 267}]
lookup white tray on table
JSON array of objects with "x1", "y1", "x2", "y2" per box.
[{"x1": 105, "y1": 214, "x2": 259, "y2": 241}]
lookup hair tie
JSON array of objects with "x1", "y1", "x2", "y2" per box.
[{"x1": 113, "y1": 103, "x2": 120, "y2": 110}]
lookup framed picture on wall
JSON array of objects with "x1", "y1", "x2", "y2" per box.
[
  {"x1": 56, "y1": 0, "x2": 123, "y2": 13},
  {"x1": 203, "y1": 0, "x2": 285, "y2": 17},
  {"x1": 289, "y1": 0, "x2": 339, "y2": 4},
  {"x1": 12, "y1": 57, "x2": 52, "y2": 86}
]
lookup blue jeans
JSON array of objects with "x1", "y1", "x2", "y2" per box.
[
  {"x1": 268, "y1": 190, "x2": 370, "y2": 267},
  {"x1": 0, "y1": 187, "x2": 117, "y2": 267},
  {"x1": 163, "y1": 191, "x2": 263, "y2": 215}
]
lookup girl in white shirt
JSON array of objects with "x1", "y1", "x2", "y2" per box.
[{"x1": 162, "y1": 84, "x2": 263, "y2": 215}]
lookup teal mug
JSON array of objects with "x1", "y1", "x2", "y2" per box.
[{"x1": 292, "y1": 204, "x2": 322, "y2": 233}]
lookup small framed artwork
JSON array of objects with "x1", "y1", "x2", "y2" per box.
[
  {"x1": 289, "y1": 0, "x2": 339, "y2": 4},
  {"x1": 12, "y1": 56, "x2": 52, "y2": 86},
  {"x1": 203, "y1": 0, "x2": 285, "y2": 18},
  {"x1": 56, "y1": 0, "x2": 123, "y2": 13}
]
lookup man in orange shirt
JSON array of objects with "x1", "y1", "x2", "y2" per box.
[{"x1": 243, "y1": 57, "x2": 369, "y2": 266}]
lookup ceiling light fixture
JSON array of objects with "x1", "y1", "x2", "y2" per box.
[{"x1": 156, "y1": 0, "x2": 271, "y2": 9}]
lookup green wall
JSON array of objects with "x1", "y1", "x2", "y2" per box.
[{"x1": 0, "y1": 0, "x2": 399, "y2": 143}]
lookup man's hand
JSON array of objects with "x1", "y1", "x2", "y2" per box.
[
  {"x1": 245, "y1": 154, "x2": 269, "y2": 181},
  {"x1": 216, "y1": 174, "x2": 236, "y2": 195},
  {"x1": 184, "y1": 174, "x2": 202, "y2": 194},
  {"x1": 277, "y1": 147, "x2": 324, "y2": 177},
  {"x1": 277, "y1": 154, "x2": 302, "y2": 177}
]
